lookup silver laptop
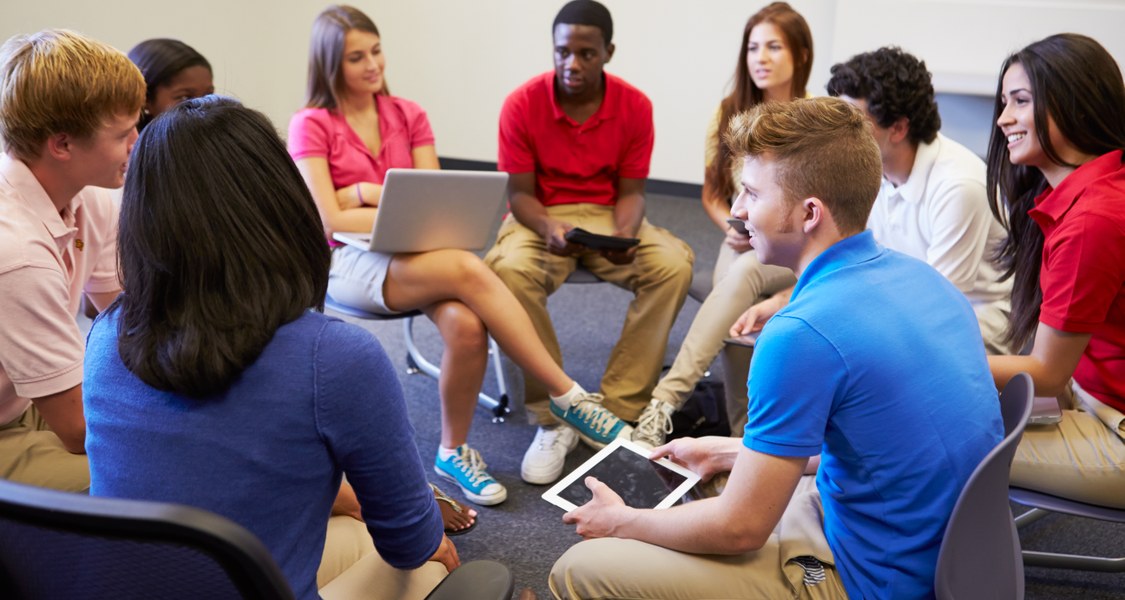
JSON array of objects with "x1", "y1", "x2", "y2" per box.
[{"x1": 332, "y1": 169, "x2": 509, "y2": 253}]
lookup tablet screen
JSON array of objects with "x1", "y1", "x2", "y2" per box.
[{"x1": 545, "y1": 439, "x2": 699, "y2": 511}]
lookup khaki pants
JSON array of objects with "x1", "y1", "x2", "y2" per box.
[
  {"x1": 485, "y1": 204, "x2": 694, "y2": 423},
  {"x1": 974, "y1": 299, "x2": 1016, "y2": 356},
  {"x1": 318, "y1": 516, "x2": 448, "y2": 600},
  {"x1": 549, "y1": 476, "x2": 847, "y2": 599},
  {"x1": 1011, "y1": 381, "x2": 1125, "y2": 509},
  {"x1": 653, "y1": 244, "x2": 795, "y2": 412},
  {"x1": 0, "y1": 404, "x2": 89, "y2": 493}
]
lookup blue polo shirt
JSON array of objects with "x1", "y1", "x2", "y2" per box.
[{"x1": 743, "y1": 231, "x2": 1002, "y2": 599}]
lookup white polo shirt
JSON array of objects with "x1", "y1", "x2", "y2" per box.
[
  {"x1": 868, "y1": 133, "x2": 1011, "y2": 306},
  {"x1": 0, "y1": 153, "x2": 120, "y2": 424}
]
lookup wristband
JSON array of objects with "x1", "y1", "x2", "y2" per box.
[{"x1": 355, "y1": 183, "x2": 365, "y2": 206}]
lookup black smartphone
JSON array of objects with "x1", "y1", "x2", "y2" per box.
[
  {"x1": 726, "y1": 218, "x2": 749, "y2": 236},
  {"x1": 724, "y1": 333, "x2": 759, "y2": 348}
]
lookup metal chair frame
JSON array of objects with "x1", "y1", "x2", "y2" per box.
[
  {"x1": 1010, "y1": 488, "x2": 1125, "y2": 572},
  {"x1": 324, "y1": 296, "x2": 510, "y2": 422}
]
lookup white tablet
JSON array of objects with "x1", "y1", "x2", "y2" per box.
[{"x1": 542, "y1": 438, "x2": 701, "y2": 512}]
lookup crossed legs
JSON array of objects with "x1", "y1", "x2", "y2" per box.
[{"x1": 385, "y1": 249, "x2": 579, "y2": 433}]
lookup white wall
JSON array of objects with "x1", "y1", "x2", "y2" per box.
[{"x1": 3, "y1": 1, "x2": 1123, "y2": 184}]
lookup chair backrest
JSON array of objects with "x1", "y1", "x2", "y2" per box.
[
  {"x1": 934, "y1": 372, "x2": 1033, "y2": 600},
  {"x1": 0, "y1": 479, "x2": 294, "y2": 600}
]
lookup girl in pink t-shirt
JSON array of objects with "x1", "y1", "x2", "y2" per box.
[{"x1": 289, "y1": 6, "x2": 629, "y2": 519}]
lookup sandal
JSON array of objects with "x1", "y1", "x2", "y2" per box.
[{"x1": 431, "y1": 483, "x2": 477, "y2": 536}]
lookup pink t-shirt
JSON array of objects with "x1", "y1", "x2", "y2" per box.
[
  {"x1": 287, "y1": 94, "x2": 435, "y2": 188},
  {"x1": 0, "y1": 154, "x2": 120, "y2": 424}
]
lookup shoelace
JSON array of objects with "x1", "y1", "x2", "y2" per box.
[
  {"x1": 635, "y1": 403, "x2": 673, "y2": 440},
  {"x1": 451, "y1": 447, "x2": 492, "y2": 487},
  {"x1": 536, "y1": 427, "x2": 570, "y2": 451},
  {"x1": 571, "y1": 394, "x2": 619, "y2": 436}
]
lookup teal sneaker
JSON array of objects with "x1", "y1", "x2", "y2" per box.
[
  {"x1": 549, "y1": 392, "x2": 633, "y2": 449},
  {"x1": 434, "y1": 445, "x2": 507, "y2": 506}
]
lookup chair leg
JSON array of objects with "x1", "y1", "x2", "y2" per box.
[
  {"x1": 1022, "y1": 551, "x2": 1125, "y2": 572},
  {"x1": 486, "y1": 337, "x2": 511, "y2": 423},
  {"x1": 1014, "y1": 507, "x2": 1050, "y2": 528},
  {"x1": 402, "y1": 317, "x2": 507, "y2": 420},
  {"x1": 1014, "y1": 507, "x2": 1125, "y2": 572},
  {"x1": 403, "y1": 317, "x2": 440, "y2": 379}
]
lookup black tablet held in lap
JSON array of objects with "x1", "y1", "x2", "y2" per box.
[
  {"x1": 564, "y1": 227, "x2": 641, "y2": 251},
  {"x1": 543, "y1": 438, "x2": 701, "y2": 511}
]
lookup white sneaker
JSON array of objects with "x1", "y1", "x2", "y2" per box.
[
  {"x1": 631, "y1": 398, "x2": 676, "y2": 449},
  {"x1": 521, "y1": 426, "x2": 579, "y2": 484}
]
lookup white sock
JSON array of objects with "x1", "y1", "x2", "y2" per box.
[
  {"x1": 549, "y1": 382, "x2": 586, "y2": 410},
  {"x1": 438, "y1": 445, "x2": 461, "y2": 461}
]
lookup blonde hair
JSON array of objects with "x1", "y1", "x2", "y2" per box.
[
  {"x1": 724, "y1": 97, "x2": 882, "y2": 234},
  {"x1": 0, "y1": 29, "x2": 145, "y2": 160}
]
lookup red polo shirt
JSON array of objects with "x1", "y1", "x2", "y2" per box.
[
  {"x1": 498, "y1": 71, "x2": 654, "y2": 207},
  {"x1": 1029, "y1": 149, "x2": 1125, "y2": 411}
]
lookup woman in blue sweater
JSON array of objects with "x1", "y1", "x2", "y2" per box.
[{"x1": 84, "y1": 96, "x2": 457, "y2": 600}]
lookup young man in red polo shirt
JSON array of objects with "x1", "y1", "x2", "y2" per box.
[{"x1": 485, "y1": 0, "x2": 694, "y2": 485}]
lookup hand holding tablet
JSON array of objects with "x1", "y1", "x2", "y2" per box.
[
  {"x1": 542, "y1": 438, "x2": 701, "y2": 512},
  {"x1": 563, "y1": 227, "x2": 641, "y2": 252}
]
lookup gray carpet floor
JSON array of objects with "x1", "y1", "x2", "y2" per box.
[{"x1": 332, "y1": 192, "x2": 1125, "y2": 599}]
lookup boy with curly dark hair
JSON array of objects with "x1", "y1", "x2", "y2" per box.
[
  {"x1": 827, "y1": 47, "x2": 1013, "y2": 353},
  {"x1": 733, "y1": 47, "x2": 1014, "y2": 355}
]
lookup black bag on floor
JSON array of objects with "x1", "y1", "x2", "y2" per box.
[{"x1": 668, "y1": 380, "x2": 730, "y2": 440}]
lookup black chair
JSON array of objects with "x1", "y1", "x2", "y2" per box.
[
  {"x1": 0, "y1": 479, "x2": 514, "y2": 600},
  {"x1": 0, "y1": 478, "x2": 295, "y2": 599},
  {"x1": 934, "y1": 372, "x2": 1033, "y2": 600}
]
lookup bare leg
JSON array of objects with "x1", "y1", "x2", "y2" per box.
[
  {"x1": 384, "y1": 250, "x2": 575, "y2": 396},
  {"x1": 423, "y1": 300, "x2": 487, "y2": 449}
]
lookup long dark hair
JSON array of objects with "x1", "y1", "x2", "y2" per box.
[
  {"x1": 985, "y1": 33, "x2": 1125, "y2": 350},
  {"x1": 305, "y1": 4, "x2": 386, "y2": 109},
  {"x1": 115, "y1": 96, "x2": 330, "y2": 397},
  {"x1": 127, "y1": 38, "x2": 211, "y2": 130},
  {"x1": 705, "y1": 2, "x2": 812, "y2": 202}
]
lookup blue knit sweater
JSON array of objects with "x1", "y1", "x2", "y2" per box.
[{"x1": 84, "y1": 309, "x2": 442, "y2": 599}]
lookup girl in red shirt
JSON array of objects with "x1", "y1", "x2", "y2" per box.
[{"x1": 986, "y1": 33, "x2": 1125, "y2": 508}]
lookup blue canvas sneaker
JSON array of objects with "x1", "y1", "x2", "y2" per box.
[
  {"x1": 549, "y1": 392, "x2": 633, "y2": 449},
  {"x1": 434, "y1": 445, "x2": 507, "y2": 506}
]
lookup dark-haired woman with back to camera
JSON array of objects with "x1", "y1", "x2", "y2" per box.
[
  {"x1": 126, "y1": 38, "x2": 214, "y2": 130},
  {"x1": 83, "y1": 96, "x2": 457, "y2": 600},
  {"x1": 986, "y1": 33, "x2": 1125, "y2": 508}
]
